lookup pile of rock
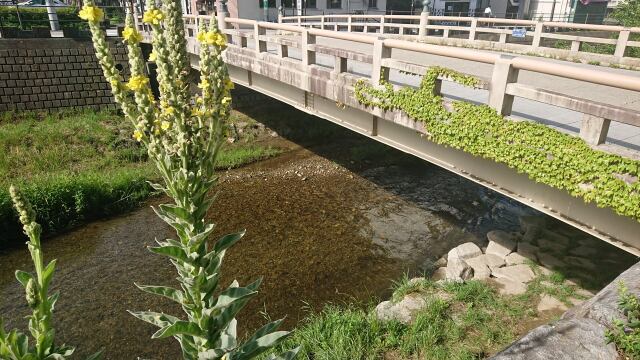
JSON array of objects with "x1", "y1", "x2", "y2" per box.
[{"x1": 432, "y1": 215, "x2": 603, "y2": 297}]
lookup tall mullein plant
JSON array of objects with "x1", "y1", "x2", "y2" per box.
[
  {"x1": 0, "y1": 186, "x2": 101, "y2": 359},
  {"x1": 79, "y1": 2, "x2": 298, "y2": 359}
]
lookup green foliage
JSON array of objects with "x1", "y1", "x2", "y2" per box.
[
  {"x1": 268, "y1": 280, "x2": 530, "y2": 359},
  {"x1": 605, "y1": 281, "x2": 640, "y2": 359},
  {"x1": 613, "y1": 0, "x2": 640, "y2": 27},
  {"x1": 354, "y1": 67, "x2": 640, "y2": 222},
  {"x1": 0, "y1": 186, "x2": 101, "y2": 359},
  {"x1": 0, "y1": 7, "x2": 83, "y2": 30}
]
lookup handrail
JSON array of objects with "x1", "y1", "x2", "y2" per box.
[
  {"x1": 511, "y1": 58, "x2": 640, "y2": 91},
  {"x1": 383, "y1": 38, "x2": 498, "y2": 64}
]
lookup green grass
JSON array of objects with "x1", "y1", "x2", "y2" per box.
[
  {"x1": 266, "y1": 280, "x2": 533, "y2": 360},
  {"x1": 0, "y1": 110, "x2": 281, "y2": 246}
]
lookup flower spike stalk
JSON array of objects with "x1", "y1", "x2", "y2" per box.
[
  {"x1": 0, "y1": 186, "x2": 102, "y2": 359},
  {"x1": 81, "y1": 1, "x2": 299, "y2": 358}
]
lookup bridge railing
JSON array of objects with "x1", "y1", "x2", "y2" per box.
[
  {"x1": 143, "y1": 15, "x2": 640, "y2": 151},
  {"x1": 279, "y1": 14, "x2": 640, "y2": 68}
]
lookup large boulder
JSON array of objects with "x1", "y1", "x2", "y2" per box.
[
  {"x1": 489, "y1": 318, "x2": 617, "y2": 360},
  {"x1": 447, "y1": 242, "x2": 482, "y2": 262},
  {"x1": 445, "y1": 258, "x2": 474, "y2": 282},
  {"x1": 492, "y1": 264, "x2": 536, "y2": 283},
  {"x1": 486, "y1": 230, "x2": 517, "y2": 258},
  {"x1": 491, "y1": 261, "x2": 640, "y2": 360},
  {"x1": 375, "y1": 294, "x2": 427, "y2": 325}
]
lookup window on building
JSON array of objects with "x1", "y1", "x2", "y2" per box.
[
  {"x1": 258, "y1": 0, "x2": 276, "y2": 8},
  {"x1": 328, "y1": 0, "x2": 342, "y2": 8},
  {"x1": 368, "y1": 0, "x2": 377, "y2": 8},
  {"x1": 307, "y1": 0, "x2": 317, "y2": 8}
]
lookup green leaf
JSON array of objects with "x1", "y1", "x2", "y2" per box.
[
  {"x1": 214, "y1": 278, "x2": 262, "y2": 310},
  {"x1": 234, "y1": 331, "x2": 293, "y2": 359},
  {"x1": 128, "y1": 311, "x2": 180, "y2": 329},
  {"x1": 42, "y1": 259, "x2": 57, "y2": 291},
  {"x1": 149, "y1": 245, "x2": 189, "y2": 263},
  {"x1": 15, "y1": 270, "x2": 33, "y2": 288},
  {"x1": 151, "y1": 320, "x2": 204, "y2": 339},
  {"x1": 214, "y1": 230, "x2": 246, "y2": 253},
  {"x1": 265, "y1": 347, "x2": 301, "y2": 360},
  {"x1": 135, "y1": 284, "x2": 184, "y2": 304}
]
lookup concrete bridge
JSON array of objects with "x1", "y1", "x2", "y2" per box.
[{"x1": 137, "y1": 12, "x2": 640, "y2": 254}]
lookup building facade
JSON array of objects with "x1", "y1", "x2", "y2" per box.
[{"x1": 225, "y1": 0, "x2": 387, "y2": 21}]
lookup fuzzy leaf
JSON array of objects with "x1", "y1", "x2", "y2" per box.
[
  {"x1": 152, "y1": 321, "x2": 203, "y2": 339},
  {"x1": 214, "y1": 230, "x2": 246, "y2": 253},
  {"x1": 135, "y1": 284, "x2": 184, "y2": 304}
]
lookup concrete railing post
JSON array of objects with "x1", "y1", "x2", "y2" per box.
[
  {"x1": 254, "y1": 23, "x2": 267, "y2": 55},
  {"x1": 580, "y1": 115, "x2": 611, "y2": 145},
  {"x1": 531, "y1": 21, "x2": 543, "y2": 48},
  {"x1": 301, "y1": 29, "x2": 316, "y2": 67},
  {"x1": 489, "y1": 55, "x2": 519, "y2": 116},
  {"x1": 298, "y1": 17, "x2": 302, "y2": 27},
  {"x1": 371, "y1": 38, "x2": 391, "y2": 86},
  {"x1": 348, "y1": 16, "x2": 353, "y2": 32},
  {"x1": 333, "y1": 56, "x2": 347, "y2": 77},
  {"x1": 321, "y1": 15, "x2": 325, "y2": 30},
  {"x1": 380, "y1": 15, "x2": 385, "y2": 35},
  {"x1": 615, "y1": 29, "x2": 630, "y2": 58},
  {"x1": 419, "y1": 11, "x2": 428, "y2": 38},
  {"x1": 216, "y1": 1, "x2": 228, "y2": 31},
  {"x1": 469, "y1": 18, "x2": 477, "y2": 40},
  {"x1": 216, "y1": 1, "x2": 230, "y2": 43},
  {"x1": 571, "y1": 40, "x2": 581, "y2": 53}
]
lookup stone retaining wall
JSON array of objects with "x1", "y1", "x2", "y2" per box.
[{"x1": 0, "y1": 38, "x2": 129, "y2": 112}]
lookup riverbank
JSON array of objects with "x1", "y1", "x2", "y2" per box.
[{"x1": 0, "y1": 109, "x2": 281, "y2": 246}]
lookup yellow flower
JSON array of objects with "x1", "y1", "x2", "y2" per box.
[
  {"x1": 224, "y1": 79, "x2": 234, "y2": 90},
  {"x1": 148, "y1": 51, "x2": 157, "y2": 62},
  {"x1": 221, "y1": 96, "x2": 231, "y2": 105},
  {"x1": 78, "y1": 5, "x2": 104, "y2": 23},
  {"x1": 161, "y1": 121, "x2": 171, "y2": 130},
  {"x1": 191, "y1": 108, "x2": 203, "y2": 117},
  {"x1": 126, "y1": 75, "x2": 149, "y2": 91},
  {"x1": 133, "y1": 130, "x2": 143, "y2": 142},
  {"x1": 198, "y1": 78, "x2": 210, "y2": 89},
  {"x1": 109, "y1": 78, "x2": 120, "y2": 88},
  {"x1": 197, "y1": 31, "x2": 227, "y2": 47},
  {"x1": 122, "y1": 26, "x2": 143, "y2": 44},
  {"x1": 143, "y1": 9, "x2": 164, "y2": 25},
  {"x1": 163, "y1": 106, "x2": 175, "y2": 115}
]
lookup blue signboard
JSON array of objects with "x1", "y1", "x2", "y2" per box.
[{"x1": 512, "y1": 28, "x2": 527, "y2": 38}]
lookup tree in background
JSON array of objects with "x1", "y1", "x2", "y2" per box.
[{"x1": 612, "y1": 0, "x2": 639, "y2": 27}]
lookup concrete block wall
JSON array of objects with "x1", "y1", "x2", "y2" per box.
[{"x1": 0, "y1": 38, "x2": 130, "y2": 112}]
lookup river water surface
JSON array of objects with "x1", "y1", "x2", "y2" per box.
[{"x1": 1, "y1": 108, "x2": 636, "y2": 359}]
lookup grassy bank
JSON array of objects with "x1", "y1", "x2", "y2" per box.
[
  {"x1": 265, "y1": 267, "x2": 586, "y2": 360},
  {"x1": 0, "y1": 110, "x2": 280, "y2": 246}
]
